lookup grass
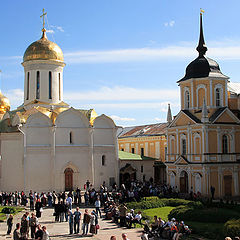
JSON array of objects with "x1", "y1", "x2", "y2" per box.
[
  {"x1": 143, "y1": 206, "x2": 175, "y2": 222},
  {"x1": 0, "y1": 206, "x2": 24, "y2": 222}
]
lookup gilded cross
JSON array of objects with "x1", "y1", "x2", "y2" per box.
[{"x1": 40, "y1": 8, "x2": 47, "y2": 29}]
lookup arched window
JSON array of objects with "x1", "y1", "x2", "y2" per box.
[
  {"x1": 36, "y1": 71, "x2": 40, "y2": 99},
  {"x1": 181, "y1": 138, "x2": 186, "y2": 155},
  {"x1": 194, "y1": 134, "x2": 201, "y2": 154},
  {"x1": 185, "y1": 90, "x2": 190, "y2": 109},
  {"x1": 222, "y1": 135, "x2": 228, "y2": 153},
  {"x1": 216, "y1": 88, "x2": 221, "y2": 107},
  {"x1": 170, "y1": 138, "x2": 175, "y2": 154},
  {"x1": 102, "y1": 155, "x2": 106, "y2": 166},
  {"x1": 26, "y1": 72, "x2": 30, "y2": 100},
  {"x1": 59, "y1": 73, "x2": 61, "y2": 100},
  {"x1": 69, "y1": 131, "x2": 73, "y2": 144},
  {"x1": 49, "y1": 71, "x2": 52, "y2": 99}
]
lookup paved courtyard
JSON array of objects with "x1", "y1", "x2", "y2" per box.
[{"x1": 0, "y1": 206, "x2": 142, "y2": 240}]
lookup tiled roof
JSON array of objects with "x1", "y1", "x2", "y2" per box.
[
  {"x1": 118, "y1": 150, "x2": 156, "y2": 161},
  {"x1": 119, "y1": 122, "x2": 168, "y2": 138}
]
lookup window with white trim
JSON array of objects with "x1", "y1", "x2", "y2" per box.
[
  {"x1": 216, "y1": 88, "x2": 221, "y2": 107},
  {"x1": 185, "y1": 90, "x2": 190, "y2": 109},
  {"x1": 181, "y1": 138, "x2": 186, "y2": 155},
  {"x1": 222, "y1": 135, "x2": 228, "y2": 154}
]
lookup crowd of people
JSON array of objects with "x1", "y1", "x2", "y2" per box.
[{"x1": 0, "y1": 179, "x2": 198, "y2": 239}]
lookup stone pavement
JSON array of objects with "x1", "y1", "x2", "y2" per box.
[{"x1": 0, "y1": 206, "x2": 143, "y2": 240}]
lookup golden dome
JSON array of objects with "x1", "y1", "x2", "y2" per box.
[
  {"x1": 23, "y1": 29, "x2": 64, "y2": 63},
  {"x1": 0, "y1": 92, "x2": 10, "y2": 114}
]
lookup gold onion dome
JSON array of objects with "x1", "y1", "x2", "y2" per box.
[
  {"x1": 0, "y1": 91, "x2": 10, "y2": 114},
  {"x1": 23, "y1": 29, "x2": 64, "y2": 63}
]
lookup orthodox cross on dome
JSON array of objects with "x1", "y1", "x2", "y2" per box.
[
  {"x1": 196, "y1": 8, "x2": 208, "y2": 57},
  {"x1": 40, "y1": 8, "x2": 47, "y2": 30}
]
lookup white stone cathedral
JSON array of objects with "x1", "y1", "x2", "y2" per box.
[{"x1": 0, "y1": 26, "x2": 119, "y2": 193}]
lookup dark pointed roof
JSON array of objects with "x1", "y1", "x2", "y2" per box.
[{"x1": 178, "y1": 13, "x2": 228, "y2": 83}]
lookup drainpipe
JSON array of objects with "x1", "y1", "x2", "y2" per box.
[{"x1": 17, "y1": 124, "x2": 26, "y2": 193}]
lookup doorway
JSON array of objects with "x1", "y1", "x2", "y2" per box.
[
  {"x1": 224, "y1": 175, "x2": 232, "y2": 197},
  {"x1": 64, "y1": 168, "x2": 73, "y2": 191},
  {"x1": 180, "y1": 171, "x2": 188, "y2": 193}
]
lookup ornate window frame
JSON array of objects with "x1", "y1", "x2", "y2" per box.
[{"x1": 196, "y1": 84, "x2": 207, "y2": 109}]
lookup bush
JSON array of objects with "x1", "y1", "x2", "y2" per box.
[
  {"x1": 169, "y1": 206, "x2": 240, "y2": 223},
  {"x1": 224, "y1": 219, "x2": 240, "y2": 237},
  {"x1": 126, "y1": 198, "x2": 202, "y2": 210},
  {"x1": 1, "y1": 207, "x2": 16, "y2": 214}
]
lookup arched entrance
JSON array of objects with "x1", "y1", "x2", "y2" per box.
[
  {"x1": 180, "y1": 171, "x2": 188, "y2": 193},
  {"x1": 64, "y1": 168, "x2": 73, "y2": 191},
  {"x1": 120, "y1": 164, "x2": 136, "y2": 189}
]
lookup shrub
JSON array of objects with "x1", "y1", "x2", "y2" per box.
[
  {"x1": 126, "y1": 198, "x2": 202, "y2": 210},
  {"x1": 1, "y1": 207, "x2": 16, "y2": 214},
  {"x1": 224, "y1": 219, "x2": 240, "y2": 237},
  {"x1": 169, "y1": 206, "x2": 240, "y2": 223}
]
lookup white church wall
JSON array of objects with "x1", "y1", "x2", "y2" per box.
[
  {"x1": 55, "y1": 109, "x2": 90, "y2": 146},
  {"x1": 93, "y1": 147, "x2": 119, "y2": 189},
  {"x1": 1, "y1": 133, "x2": 24, "y2": 192},
  {"x1": 93, "y1": 115, "x2": 116, "y2": 146},
  {"x1": 55, "y1": 146, "x2": 91, "y2": 191},
  {"x1": 26, "y1": 113, "x2": 52, "y2": 146},
  {"x1": 25, "y1": 147, "x2": 51, "y2": 192}
]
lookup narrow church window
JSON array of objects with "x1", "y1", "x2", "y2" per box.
[
  {"x1": 102, "y1": 155, "x2": 106, "y2": 166},
  {"x1": 26, "y1": 72, "x2": 30, "y2": 100},
  {"x1": 36, "y1": 71, "x2": 40, "y2": 99},
  {"x1": 222, "y1": 135, "x2": 228, "y2": 154},
  {"x1": 216, "y1": 88, "x2": 221, "y2": 107},
  {"x1": 49, "y1": 71, "x2": 52, "y2": 99},
  {"x1": 185, "y1": 90, "x2": 190, "y2": 109},
  {"x1": 165, "y1": 147, "x2": 167, "y2": 160},
  {"x1": 59, "y1": 73, "x2": 61, "y2": 100},
  {"x1": 131, "y1": 148, "x2": 135, "y2": 154},
  {"x1": 69, "y1": 131, "x2": 73, "y2": 144},
  {"x1": 141, "y1": 165, "x2": 143, "y2": 173},
  {"x1": 182, "y1": 138, "x2": 186, "y2": 155},
  {"x1": 141, "y1": 148, "x2": 144, "y2": 156}
]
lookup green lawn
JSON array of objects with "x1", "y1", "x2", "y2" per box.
[
  {"x1": 143, "y1": 206, "x2": 175, "y2": 222},
  {"x1": 0, "y1": 206, "x2": 24, "y2": 222}
]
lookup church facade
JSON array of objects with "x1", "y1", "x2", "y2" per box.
[
  {"x1": 165, "y1": 14, "x2": 240, "y2": 198},
  {"x1": 0, "y1": 26, "x2": 119, "y2": 192}
]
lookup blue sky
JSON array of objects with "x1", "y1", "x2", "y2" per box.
[{"x1": 1, "y1": 0, "x2": 240, "y2": 126}]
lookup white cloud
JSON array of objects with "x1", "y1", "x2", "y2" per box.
[
  {"x1": 64, "y1": 86, "x2": 179, "y2": 101},
  {"x1": 5, "y1": 89, "x2": 24, "y2": 109},
  {"x1": 63, "y1": 38, "x2": 240, "y2": 63},
  {"x1": 110, "y1": 115, "x2": 135, "y2": 122},
  {"x1": 46, "y1": 29, "x2": 54, "y2": 34},
  {"x1": 164, "y1": 20, "x2": 175, "y2": 27},
  {"x1": 50, "y1": 25, "x2": 64, "y2": 33},
  {"x1": 56, "y1": 26, "x2": 64, "y2": 32},
  {"x1": 64, "y1": 46, "x2": 194, "y2": 63}
]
